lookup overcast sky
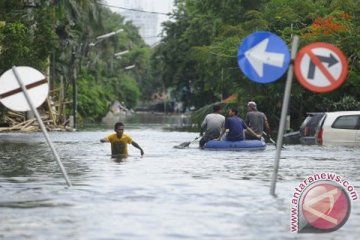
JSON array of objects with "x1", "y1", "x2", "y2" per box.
[
  {"x1": 104, "y1": 0, "x2": 174, "y2": 26},
  {"x1": 104, "y1": 0, "x2": 174, "y2": 45}
]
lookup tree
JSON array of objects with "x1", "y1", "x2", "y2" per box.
[
  {"x1": 156, "y1": 0, "x2": 360, "y2": 131},
  {"x1": 0, "y1": 0, "x2": 154, "y2": 125}
]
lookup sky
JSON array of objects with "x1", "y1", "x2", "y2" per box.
[
  {"x1": 105, "y1": 0, "x2": 173, "y2": 12},
  {"x1": 104, "y1": 0, "x2": 174, "y2": 45}
]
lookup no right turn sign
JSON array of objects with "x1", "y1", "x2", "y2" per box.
[{"x1": 294, "y1": 42, "x2": 348, "y2": 93}]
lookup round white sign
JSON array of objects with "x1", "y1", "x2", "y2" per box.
[{"x1": 0, "y1": 66, "x2": 48, "y2": 112}]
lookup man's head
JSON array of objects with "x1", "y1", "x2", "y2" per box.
[
  {"x1": 228, "y1": 108, "x2": 238, "y2": 116},
  {"x1": 114, "y1": 122, "x2": 125, "y2": 137},
  {"x1": 213, "y1": 105, "x2": 222, "y2": 113},
  {"x1": 247, "y1": 101, "x2": 257, "y2": 111}
]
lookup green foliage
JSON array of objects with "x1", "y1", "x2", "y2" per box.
[
  {"x1": 1, "y1": 0, "x2": 360, "y2": 129},
  {"x1": 156, "y1": 0, "x2": 360, "y2": 131},
  {"x1": 114, "y1": 74, "x2": 141, "y2": 109},
  {"x1": 76, "y1": 71, "x2": 141, "y2": 121},
  {"x1": 77, "y1": 73, "x2": 113, "y2": 121},
  {"x1": 326, "y1": 96, "x2": 360, "y2": 111},
  {"x1": 0, "y1": 1, "x2": 57, "y2": 73},
  {"x1": 0, "y1": 1, "x2": 156, "y2": 125},
  {"x1": 0, "y1": 23, "x2": 32, "y2": 71}
]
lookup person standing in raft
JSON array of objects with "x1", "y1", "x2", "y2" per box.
[
  {"x1": 245, "y1": 101, "x2": 271, "y2": 140},
  {"x1": 100, "y1": 122, "x2": 144, "y2": 156},
  {"x1": 199, "y1": 105, "x2": 225, "y2": 148},
  {"x1": 218, "y1": 108, "x2": 261, "y2": 141}
]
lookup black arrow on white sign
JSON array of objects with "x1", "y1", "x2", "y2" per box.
[{"x1": 307, "y1": 53, "x2": 338, "y2": 79}]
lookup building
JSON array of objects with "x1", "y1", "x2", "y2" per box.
[{"x1": 120, "y1": 0, "x2": 159, "y2": 46}]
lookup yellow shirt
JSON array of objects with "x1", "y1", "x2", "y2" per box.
[{"x1": 106, "y1": 133, "x2": 132, "y2": 155}]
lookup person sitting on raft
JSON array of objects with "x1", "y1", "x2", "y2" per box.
[
  {"x1": 199, "y1": 105, "x2": 225, "y2": 148},
  {"x1": 245, "y1": 101, "x2": 271, "y2": 140},
  {"x1": 218, "y1": 108, "x2": 262, "y2": 141}
]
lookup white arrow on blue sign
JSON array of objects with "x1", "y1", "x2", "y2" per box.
[{"x1": 237, "y1": 31, "x2": 291, "y2": 84}]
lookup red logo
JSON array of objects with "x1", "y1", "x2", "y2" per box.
[{"x1": 301, "y1": 183, "x2": 350, "y2": 231}]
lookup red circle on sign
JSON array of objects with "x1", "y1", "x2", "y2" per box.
[
  {"x1": 301, "y1": 183, "x2": 350, "y2": 231},
  {"x1": 294, "y1": 42, "x2": 348, "y2": 93}
]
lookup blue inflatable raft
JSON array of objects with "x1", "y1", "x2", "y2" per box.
[{"x1": 204, "y1": 139, "x2": 266, "y2": 151}]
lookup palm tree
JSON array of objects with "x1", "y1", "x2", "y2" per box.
[{"x1": 52, "y1": 0, "x2": 104, "y2": 125}]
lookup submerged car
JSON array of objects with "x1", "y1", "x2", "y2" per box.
[
  {"x1": 315, "y1": 111, "x2": 360, "y2": 146},
  {"x1": 299, "y1": 112, "x2": 325, "y2": 145}
]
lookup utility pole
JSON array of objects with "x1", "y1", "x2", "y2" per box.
[{"x1": 69, "y1": 29, "x2": 124, "y2": 129}]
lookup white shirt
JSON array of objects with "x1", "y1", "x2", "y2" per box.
[{"x1": 201, "y1": 113, "x2": 225, "y2": 137}]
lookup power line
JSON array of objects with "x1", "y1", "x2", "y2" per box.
[
  {"x1": 143, "y1": 35, "x2": 162, "y2": 39},
  {"x1": 99, "y1": 3, "x2": 170, "y2": 15}
]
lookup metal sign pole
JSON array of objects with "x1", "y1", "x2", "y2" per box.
[
  {"x1": 270, "y1": 36, "x2": 299, "y2": 197},
  {"x1": 12, "y1": 66, "x2": 72, "y2": 187}
]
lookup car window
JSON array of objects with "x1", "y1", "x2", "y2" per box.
[
  {"x1": 300, "y1": 113, "x2": 325, "y2": 137},
  {"x1": 307, "y1": 114, "x2": 325, "y2": 135},
  {"x1": 332, "y1": 115, "x2": 359, "y2": 129},
  {"x1": 300, "y1": 116, "x2": 311, "y2": 128},
  {"x1": 299, "y1": 116, "x2": 311, "y2": 136}
]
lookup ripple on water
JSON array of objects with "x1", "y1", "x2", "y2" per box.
[{"x1": 0, "y1": 129, "x2": 359, "y2": 239}]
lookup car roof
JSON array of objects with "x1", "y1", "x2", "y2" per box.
[
  {"x1": 324, "y1": 111, "x2": 360, "y2": 115},
  {"x1": 305, "y1": 112, "x2": 325, "y2": 116}
]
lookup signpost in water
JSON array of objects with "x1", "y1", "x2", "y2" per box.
[
  {"x1": 270, "y1": 36, "x2": 300, "y2": 197},
  {"x1": 0, "y1": 66, "x2": 71, "y2": 187}
]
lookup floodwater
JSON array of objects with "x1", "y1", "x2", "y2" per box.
[{"x1": 0, "y1": 122, "x2": 359, "y2": 239}]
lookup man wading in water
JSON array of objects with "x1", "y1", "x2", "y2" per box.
[{"x1": 100, "y1": 122, "x2": 144, "y2": 157}]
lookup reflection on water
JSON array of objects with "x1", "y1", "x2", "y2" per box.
[
  {"x1": 0, "y1": 127, "x2": 359, "y2": 239},
  {"x1": 100, "y1": 112, "x2": 193, "y2": 130}
]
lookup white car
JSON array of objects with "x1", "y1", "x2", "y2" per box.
[{"x1": 315, "y1": 111, "x2": 360, "y2": 146}]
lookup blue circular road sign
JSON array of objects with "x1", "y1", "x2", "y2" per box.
[{"x1": 237, "y1": 31, "x2": 290, "y2": 83}]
